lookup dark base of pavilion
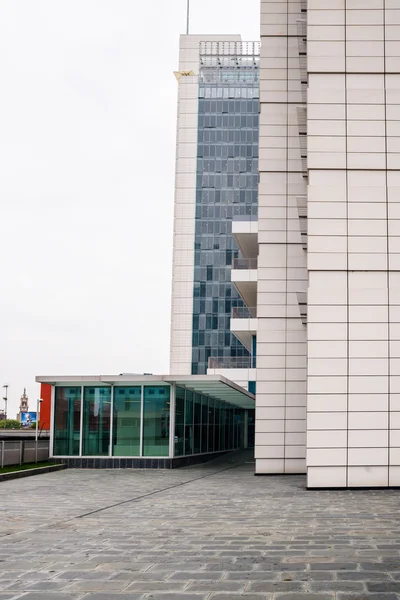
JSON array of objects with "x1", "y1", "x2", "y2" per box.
[{"x1": 54, "y1": 451, "x2": 229, "y2": 469}]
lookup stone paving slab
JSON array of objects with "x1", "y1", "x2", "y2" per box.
[
  {"x1": 0, "y1": 451, "x2": 399, "y2": 599},
  {"x1": 11, "y1": 595, "x2": 85, "y2": 600},
  {"x1": 81, "y1": 596, "x2": 144, "y2": 600}
]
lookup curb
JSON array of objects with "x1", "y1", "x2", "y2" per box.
[{"x1": 0, "y1": 464, "x2": 67, "y2": 482}]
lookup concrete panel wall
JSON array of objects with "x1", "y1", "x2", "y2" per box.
[
  {"x1": 170, "y1": 35, "x2": 200, "y2": 375},
  {"x1": 307, "y1": 1, "x2": 400, "y2": 488},
  {"x1": 257, "y1": 0, "x2": 308, "y2": 474}
]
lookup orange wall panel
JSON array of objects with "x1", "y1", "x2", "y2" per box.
[{"x1": 40, "y1": 383, "x2": 52, "y2": 431}]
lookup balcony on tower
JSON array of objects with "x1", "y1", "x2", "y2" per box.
[
  {"x1": 207, "y1": 355, "x2": 256, "y2": 390},
  {"x1": 230, "y1": 306, "x2": 258, "y2": 354},
  {"x1": 231, "y1": 215, "x2": 258, "y2": 309},
  {"x1": 232, "y1": 215, "x2": 258, "y2": 259}
]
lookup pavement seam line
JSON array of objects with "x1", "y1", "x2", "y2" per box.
[{"x1": 74, "y1": 461, "x2": 247, "y2": 519}]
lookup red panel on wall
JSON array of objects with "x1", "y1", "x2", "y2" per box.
[{"x1": 40, "y1": 383, "x2": 52, "y2": 431}]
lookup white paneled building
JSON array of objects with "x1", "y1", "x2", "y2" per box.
[
  {"x1": 307, "y1": 0, "x2": 400, "y2": 488},
  {"x1": 256, "y1": 0, "x2": 308, "y2": 477},
  {"x1": 170, "y1": 2, "x2": 400, "y2": 488},
  {"x1": 256, "y1": 0, "x2": 400, "y2": 488}
]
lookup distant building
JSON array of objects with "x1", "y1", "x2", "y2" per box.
[{"x1": 16, "y1": 388, "x2": 29, "y2": 421}]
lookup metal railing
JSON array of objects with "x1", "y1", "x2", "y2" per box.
[
  {"x1": 208, "y1": 356, "x2": 256, "y2": 369},
  {"x1": 232, "y1": 258, "x2": 258, "y2": 270},
  {"x1": 200, "y1": 41, "x2": 261, "y2": 57},
  {"x1": 0, "y1": 440, "x2": 49, "y2": 468},
  {"x1": 232, "y1": 214, "x2": 258, "y2": 222},
  {"x1": 231, "y1": 306, "x2": 257, "y2": 318}
]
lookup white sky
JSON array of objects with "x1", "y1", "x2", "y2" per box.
[{"x1": 0, "y1": 0, "x2": 260, "y2": 417}]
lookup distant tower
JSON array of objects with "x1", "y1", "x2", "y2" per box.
[{"x1": 17, "y1": 388, "x2": 29, "y2": 421}]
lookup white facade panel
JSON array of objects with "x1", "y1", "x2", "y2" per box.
[
  {"x1": 306, "y1": 2, "x2": 400, "y2": 488},
  {"x1": 256, "y1": 0, "x2": 307, "y2": 475}
]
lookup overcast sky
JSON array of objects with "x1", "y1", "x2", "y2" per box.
[{"x1": 0, "y1": 0, "x2": 259, "y2": 417}]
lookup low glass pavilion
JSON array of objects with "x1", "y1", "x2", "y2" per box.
[{"x1": 36, "y1": 374, "x2": 255, "y2": 468}]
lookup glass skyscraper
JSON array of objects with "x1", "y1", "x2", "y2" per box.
[
  {"x1": 192, "y1": 42, "x2": 260, "y2": 374},
  {"x1": 170, "y1": 36, "x2": 259, "y2": 376}
]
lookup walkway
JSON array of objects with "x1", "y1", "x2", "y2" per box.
[{"x1": 0, "y1": 451, "x2": 400, "y2": 599}]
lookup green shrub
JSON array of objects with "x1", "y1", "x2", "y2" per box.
[{"x1": 0, "y1": 419, "x2": 22, "y2": 429}]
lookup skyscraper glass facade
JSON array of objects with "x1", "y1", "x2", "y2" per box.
[{"x1": 191, "y1": 41, "x2": 260, "y2": 374}]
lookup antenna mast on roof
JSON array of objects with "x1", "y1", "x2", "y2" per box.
[{"x1": 186, "y1": 0, "x2": 190, "y2": 34}]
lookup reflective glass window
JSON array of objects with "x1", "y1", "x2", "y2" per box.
[
  {"x1": 228, "y1": 408, "x2": 233, "y2": 449},
  {"x1": 82, "y1": 387, "x2": 111, "y2": 456},
  {"x1": 215, "y1": 400, "x2": 221, "y2": 452},
  {"x1": 143, "y1": 386, "x2": 170, "y2": 457},
  {"x1": 112, "y1": 387, "x2": 141, "y2": 457},
  {"x1": 185, "y1": 390, "x2": 194, "y2": 455},
  {"x1": 175, "y1": 387, "x2": 185, "y2": 457},
  {"x1": 193, "y1": 393, "x2": 202, "y2": 454},
  {"x1": 192, "y1": 51, "x2": 259, "y2": 375},
  {"x1": 201, "y1": 395, "x2": 208, "y2": 453},
  {"x1": 208, "y1": 398, "x2": 215, "y2": 452},
  {"x1": 234, "y1": 409, "x2": 244, "y2": 449},
  {"x1": 220, "y1": 404, "x2": 226, "y2": 451},
  {"x1": 54, "y1": 387, "x2": 81, "y2": 456},
  {"x1": 225, "y1": 405, "x2": 232, "y2": 450}
]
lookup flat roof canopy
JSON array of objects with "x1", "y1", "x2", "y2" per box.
[{"x1": 36, "y1": 374, "x2": 255, "y2": 409}]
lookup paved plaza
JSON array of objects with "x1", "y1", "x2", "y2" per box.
[{"x1": 0, "y1": 451, "x2": 400, "y2": 600}]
